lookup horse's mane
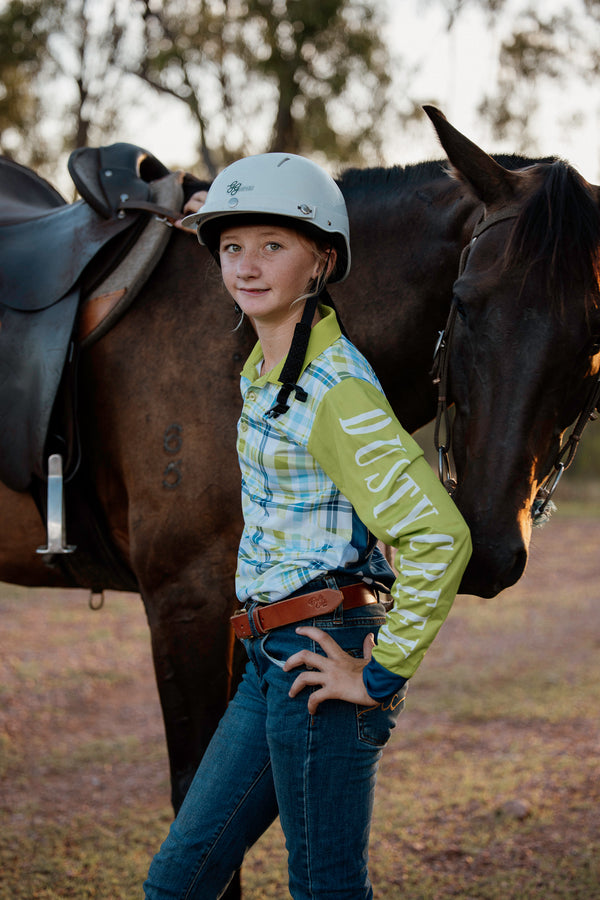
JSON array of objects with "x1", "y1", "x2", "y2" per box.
[
  {"x1": 335, "y1": 154, "x2": 544, "y2": 201},
  {"x1": 505, "y1": 160, "x2": 600, "y2": 316},
  {"x1": 336, "y1": 160, "x2": 447, "y2": 200}
]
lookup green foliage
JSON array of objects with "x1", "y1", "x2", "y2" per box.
[
  {"x1": 3, "y1": 0, "x2": 600, "y2": 182},
  {"x1": 135, "y1": 0, "x2": 393, "y2": 174},
  {"x1": 478, "y1": 2, "x2": 600, "y2": 150},
  {"x1": 0, "y1": 0, "x2": 131, "y2": 174},
  {"x1": 0, "y1": 0, "x2": 396, "y2": 176},
  {"x1": 0, "y1": 0, "x2": 55, "y2": 165}
]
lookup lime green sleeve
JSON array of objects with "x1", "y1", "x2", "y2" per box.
[{"x1": 307, "y1": 378, "x2": 472, "y2": 680}]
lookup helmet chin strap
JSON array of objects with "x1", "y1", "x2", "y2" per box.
[
  {"x1": 265, "y1": 291, "x2": 319, "y2": 419},
  {"x1": 265, "y1": 247, "x2": 349, "y2": 420},
  {"x1": 265, "y1": 284, "x2": 350, "y2": 420}
]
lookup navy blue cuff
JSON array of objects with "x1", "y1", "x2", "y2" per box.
[{"x1": 363, "y1": 657, "x2": 408, "y2": 701}]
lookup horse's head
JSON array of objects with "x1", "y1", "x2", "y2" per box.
[{"x1": 425, "y1": 106, "x2": 600, "y2": 597}]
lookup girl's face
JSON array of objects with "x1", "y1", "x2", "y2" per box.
[{"x1": 219, "y1": 223, "x2": 323, "y2": 327}]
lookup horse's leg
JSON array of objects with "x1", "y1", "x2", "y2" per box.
[
  {"x1": 140, "y1": 570, "x2": 243, "y2": 811},
  {"x1": 139, "y1": 552, "x2": 247, "y2": 898}
]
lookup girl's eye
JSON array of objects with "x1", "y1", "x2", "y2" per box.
[
  {"x1": 265, "y1": 242, "x2": 281, "y2": 252},
  {"x1": 222, "y1": 243, "x2": 241, "y2": 253}
]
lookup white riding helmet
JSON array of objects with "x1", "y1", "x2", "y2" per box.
[{"x1": 181, "y1": 152, "x2": 351, "y2": 283}]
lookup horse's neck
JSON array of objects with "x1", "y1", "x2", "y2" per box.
[{"x1": 336, "y1": 174, "x2": 476, "y2": 431}]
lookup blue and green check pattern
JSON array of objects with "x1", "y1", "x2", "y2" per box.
[{"x1": 236, "y1": 306, "x2": 472, "y2": 681}]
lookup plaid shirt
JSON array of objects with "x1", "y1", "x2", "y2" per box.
[{"x1": 237, "y1": 306, "x2": 471, "y2": 682}]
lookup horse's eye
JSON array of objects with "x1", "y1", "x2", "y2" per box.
[{"x1": 453, "y1": 296, "x2": 467, "y2": 321}]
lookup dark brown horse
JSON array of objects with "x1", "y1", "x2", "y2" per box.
[
  {"x1": 422, "y1": 106, "x2": 600, "y2": 597},
  {"x1": 1, "y1": 109, "x2": 599, "y2": 896},
  {"x1": 0, "y1": 127, "x2": 473, "y2": 813}
]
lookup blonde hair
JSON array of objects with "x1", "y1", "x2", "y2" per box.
[{"x1": 293, "y1": 233, "x2": 336, "y2": 308}]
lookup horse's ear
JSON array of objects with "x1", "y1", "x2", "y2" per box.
[{"x1": 423, "y1": 105, "x2": 519, "y2": 207}]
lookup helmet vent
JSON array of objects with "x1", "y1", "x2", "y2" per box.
[{"x1": 277, "y1": 157, "x2": 291, "y2": 167}]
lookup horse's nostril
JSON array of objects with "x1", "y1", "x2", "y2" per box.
[
  {"x1": 460, "y1": 541, "x2": 528, "y2": 598},
  {"x1": 503, "y1": 547, "x2": 528, "y2": 590}
]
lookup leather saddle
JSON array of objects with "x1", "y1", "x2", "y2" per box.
[
  {"x1": 0, "y1": 143, "x2": 172, "y2": 315},
  {"x1": 0, "y1": 143, "x2": 183, "y2": 491},
  {"x1": 0, "y1": 143, "x2": 186, "y2": 592}
]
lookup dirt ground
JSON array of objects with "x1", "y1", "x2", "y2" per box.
[{"x1": 1, "y1": 509, "x2": 599, "y2": 898}]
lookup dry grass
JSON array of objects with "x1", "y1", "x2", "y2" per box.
[{"x1": 1, "y1": 505, "x2": 599, "y2": 899}]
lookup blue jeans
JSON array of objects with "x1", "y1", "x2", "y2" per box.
[{"x1": 144, "y1": 592, "x2": 406, "y2": 899}]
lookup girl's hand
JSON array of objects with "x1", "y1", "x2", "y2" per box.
[
  {"x1": 175, "y1": 190, "x2": 208, "y2": 232},
  {"x1": 284, "y1": 626, "x2": 376, "y2": 714}
]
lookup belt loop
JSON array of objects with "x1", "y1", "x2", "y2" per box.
[
  {"x1": 251, "y1": 604, "x2": 268, "y2": 637},
  {"x1": 323, "y1": 574, "x2": 344, "y2": 623},
  {"x1": 246, "y1": 602, "x2": 267, "y2": 638}
]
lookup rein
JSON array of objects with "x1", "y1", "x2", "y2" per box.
[
  {"x1": 432, "y1": 206, "x2": 521, "y2": 492},
  {"x1": 431, "y1": 204, "x2": 600, "y2": 520},
  {"x1": 533, "y1": 367, "x2": 600, "y2": 520}
]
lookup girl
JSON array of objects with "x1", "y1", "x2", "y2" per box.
[{"x1": 145, "y1": 153, "x2": 471, "y2": 899}]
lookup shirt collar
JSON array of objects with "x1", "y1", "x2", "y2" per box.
[{"x1": 241, "y1": 305, "x2": 342, "y2": 385}]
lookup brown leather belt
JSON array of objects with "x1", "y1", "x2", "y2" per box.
[{"x1": 230, "y1": 582, "x2": 378, "y2": 640}]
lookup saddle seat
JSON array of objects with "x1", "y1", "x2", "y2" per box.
[
  {"x1": 0, "y1": 143, "x2": 171, "y2": 313},
  {"x1": 0, "y1": 154, "x2": 66, "y2": 224}
]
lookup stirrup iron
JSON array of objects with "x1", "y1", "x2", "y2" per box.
[{"x1": 37, "y1": 453, "x2": 76, "y2": 554}]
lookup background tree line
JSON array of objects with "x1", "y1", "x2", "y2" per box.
[
  {"x1": 2, "y1": 0, "x2": 600, "y2": 182},
  {"x1": 2, "y1": 0, "x2": 600, "y2": 480}
]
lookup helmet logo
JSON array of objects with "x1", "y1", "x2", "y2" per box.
[{"x1": 226, "y1": 180, "x2": 254, "y2": 196}]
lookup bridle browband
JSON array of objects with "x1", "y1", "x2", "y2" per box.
[{"x1": 431, "y1": 204, "x2": 600, "y2": 522}]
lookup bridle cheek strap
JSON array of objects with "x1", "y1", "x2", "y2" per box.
[{"x1": 432, "y1": 205, "x2": 520, "y2": 494}]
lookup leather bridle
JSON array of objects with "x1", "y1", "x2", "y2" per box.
[{"x1": 431, "y1": 204, "x2": 600, "y2": 521}]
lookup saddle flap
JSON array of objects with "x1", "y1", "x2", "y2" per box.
[
  {"x1": 79, "y1": 171, "x2": 184, "y2": 347},
  {"x1": 68, "y1": 143, "x2": 170, "y2": 219},
  {"x1": 0, "y1": 202, "x2": 138, "y2": 311}
]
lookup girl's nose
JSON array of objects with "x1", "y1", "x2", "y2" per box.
[{"x1": 237, "y1": 249, "x2": 261, "y2": 277}]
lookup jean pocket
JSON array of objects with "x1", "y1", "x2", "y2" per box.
[
  {"x1": 356, "y1": 685, "x2": 407, "y2": 747},
  {"x1": 258, "y1": 632, "x2": 287, "y2": 669}
]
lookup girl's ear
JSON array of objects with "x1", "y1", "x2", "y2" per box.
[
  {"x1": 326, "y1": 248, "x2": 338, "y2": 280},
  {"x1": 315, "y1": 247, "x2": 337, "y2": 282}
]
